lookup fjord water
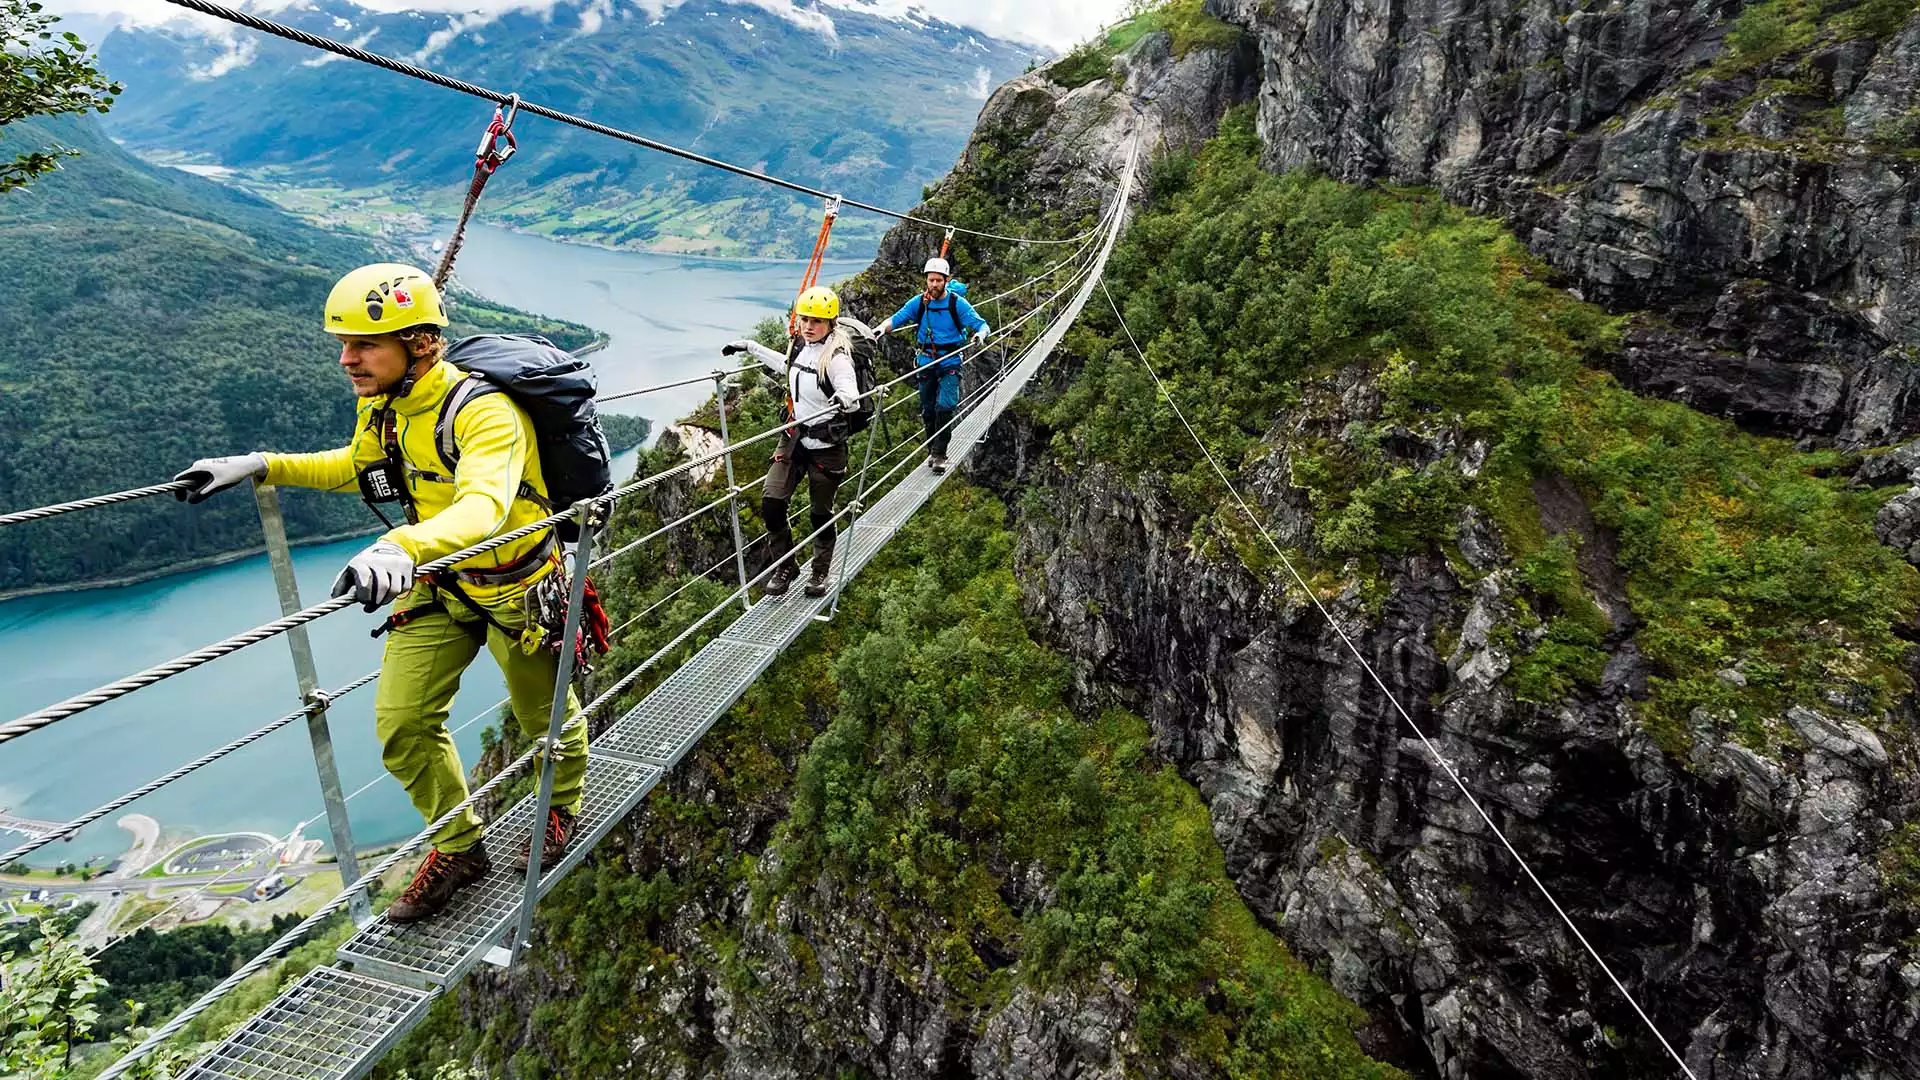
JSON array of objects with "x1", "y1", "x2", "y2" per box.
[{"x1": 0, "y1": 229, "x2": 871, "y2": 864}]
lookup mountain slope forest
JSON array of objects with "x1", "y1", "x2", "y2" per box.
[
  {"x1": 94, "y1": 0, "x2": 1042, "y2": 258},
  {"x1": 0, "y1": 114, "x2": 600, "y2": 593}
]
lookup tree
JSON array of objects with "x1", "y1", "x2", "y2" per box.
[
  {"x1": 0, "y1": 920, "x2": 103, "y2": 1078},
  {"x1": 1, "y1": 0, "x2": 121, "y2": 193}
]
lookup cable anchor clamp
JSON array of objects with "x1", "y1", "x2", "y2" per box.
[{"x1": 303, "y1": 688, "x2": 333, "y2": 713}]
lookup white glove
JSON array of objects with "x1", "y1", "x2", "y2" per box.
[
  {"x1": 330, "y1": 540, "x2": 416, "y2": 612},
  {"x1": 172, "y1": 453, "x2": 267, "y2": 504},
  {"x1": 971, "y1": 327, "x2": 991, "y2": 346}
]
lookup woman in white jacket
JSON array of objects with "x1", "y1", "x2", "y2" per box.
[{"x1": 725, "y1": 286, "x2": 871, "y2": 598}]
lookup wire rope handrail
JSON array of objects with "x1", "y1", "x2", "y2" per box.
[
  {"x1": 0, "y1": 238, "x2": 1100, "y2": 745},
  {"x1": 0, "y1": 481, "x2": 195, "y2": 530},
  {"x1": 95, "y1": 308, "x2": 1063, "y2": 1080}
]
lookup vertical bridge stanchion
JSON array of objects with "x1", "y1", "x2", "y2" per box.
[
  {"x1": 823, "y1": 389, "x2": 882, "y2": 622},
  {"x1": 513, "y1": 501, "x2": 598, "y2": 955},
  {"x1": 715, "y1": 369, "x2": 752, "y2": 613},
  {"x1": 253, "y1": 482, "x2": 369, "y2": 927}
]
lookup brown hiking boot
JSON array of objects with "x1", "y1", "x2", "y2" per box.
[
  {"x1": 387, "y1": 846, "x2": 491, "y2": 924},
  {"x1": 766, "y1": 561, "x2": 798, "y2": 597},
  {"x1": 519, "y1": 807, "x2": 577, "y2": 873}
]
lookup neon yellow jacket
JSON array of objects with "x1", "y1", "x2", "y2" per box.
[{"x1": 263, "y1": 360, "x2": 556, "y2": 605}]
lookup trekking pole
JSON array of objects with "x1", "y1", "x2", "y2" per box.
[
  {"x1": 714, "y1": 369, "x2": 752, "y2": 613},
  {"x1": 513, "y1": 500, "x2": 597, "y2": 957},
  {"x1": 253, "y1": 483, "x2": 369, "y2": 926}
]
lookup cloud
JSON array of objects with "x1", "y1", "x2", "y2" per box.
[
  {"x1": 958, "y1": 64, "x2": 989, "y2": 100},
  {"x1": 48, "y1": 0, "x2": 1124, "y2": 51},
  {"x1": 414, "y1": 9, "x2": 499, "y2": 58},
  {"x1": 188, "y1": 33, "x2": 255, "y2": 76}
]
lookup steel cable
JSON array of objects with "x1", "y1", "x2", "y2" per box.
[
  {"x1": 1100, "y1": 281, "x2": 1701, "y2": 1080},
  {"x1": 0, "y1": 481, "x2": 195, "y2": 529},
  {"x1": 0, "y1": 671, "x2": 381, "y2": 867}
]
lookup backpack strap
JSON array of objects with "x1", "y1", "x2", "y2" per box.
[{"x1": 434, "y1": 374, "x2": 552, "y2": 511}]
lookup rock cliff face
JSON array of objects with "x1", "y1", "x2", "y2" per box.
[
  {"x1": 950, "y1": 3, "x2": 1920, "y2": 1077},
  {"x1": 1214, "y1": 0, "x2": 1920, "y2": 448}
]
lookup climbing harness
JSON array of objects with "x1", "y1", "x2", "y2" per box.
[{"x1": 433, "y1": 94, "x2": 520, "y2": 289}]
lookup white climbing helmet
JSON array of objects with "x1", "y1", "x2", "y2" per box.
[{"x1": 923, "y1": 257, "x2": 951, "y2": 277}]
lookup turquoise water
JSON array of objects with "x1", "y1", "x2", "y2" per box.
[{"x1": 0, "y1": 231, "x2": 871, "y2": 865}]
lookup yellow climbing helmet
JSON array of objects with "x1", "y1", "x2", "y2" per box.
[
  {"x1": 322, "y1": 264, "x2": 450, "y2": 335},
  {"x1": 794, "y1": 285, "x2": 841, "y2": 321}
]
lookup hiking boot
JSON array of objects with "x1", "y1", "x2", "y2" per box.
[
  {"x1": 519, "y1": 806, "x2": 577, "y2": 874},
  {"x1": 929, "y1": 454, "x2": 948, "y2": 475},
  {"x1": 766, "y1": 561, "x2": 798, "y2": 597},
  {"x1": 803, "y1": 564, "x2": 832, "y2": 598},
  {"x1": 387, "y1": 846, "x2": 491, "y2": 924}
]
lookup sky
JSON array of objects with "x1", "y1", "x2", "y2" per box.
[{"x1": 44, "y1": 0, "x2": 1130, "y2": 50}]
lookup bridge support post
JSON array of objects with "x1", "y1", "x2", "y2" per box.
[
  {"x1": 514, "y1": 501, "x2": 599, "y2": 956},
  {"x1": 253, "y1": 483, "x2": 369, "y2": 926},
  {"x1": 823, "y1": 382, "x2": 884, "y2": 622},
  {"x1": 714, "y1": 370, "x2": 752, "y2": 613}
]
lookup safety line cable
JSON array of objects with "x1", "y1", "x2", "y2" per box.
[
  {"x1": 154, "y1": 0, "x2": 1101, "y2": 248},
  {"x1": 0, "y1": 481, "x2": 194, "y2": 529},
  {"x1": 600, "y1": 364, "x2": 760, "y2": 405},
  {"x1": 1099, "y1": 282, "x2": 1700, "y2": 1080},
  {"x1": 0, "y1": 672, "x2": 381, "y2": 867}
]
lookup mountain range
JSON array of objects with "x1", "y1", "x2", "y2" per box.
[{"x1": 93, "y1": 0, "x2": 1045, "y2": 258}]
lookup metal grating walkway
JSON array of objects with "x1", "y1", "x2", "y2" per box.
[
  {"x1": 181, "y1": 145, "x2": 1137, "y2": 1080},
  {"x1": 337, "y1": 753, "x2": 658, "y2": 988},
  {"x1": 182, "y1": 966, "x2": 434, "y2": 1080}
]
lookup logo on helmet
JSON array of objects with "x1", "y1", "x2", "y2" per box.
[{"x1": 393, "y1": 285, "x2": 415, "y2": 309}]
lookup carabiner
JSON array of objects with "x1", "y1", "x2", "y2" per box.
[{"x1": 474, "y1": 94, "x2": 520, "y2": 175}]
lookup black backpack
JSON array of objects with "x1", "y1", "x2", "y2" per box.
[
  {"x1": 435, "y1": 334, "x2": 613, "y2": 540},
  {"x1": 790, "y1": 331, "x2": 878, "y2": 438}
]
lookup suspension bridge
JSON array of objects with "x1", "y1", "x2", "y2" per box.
[
  {"x1": 0, "y1": 0, "x2": 1713, "y2": 1075},
  {"x1": 0, "y1": 2, "x2": 1140, "y2": 1063}
]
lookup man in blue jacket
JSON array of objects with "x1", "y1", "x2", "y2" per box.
[{"x1": 873, "y1": 257, "x2": 989, "y2": 474}]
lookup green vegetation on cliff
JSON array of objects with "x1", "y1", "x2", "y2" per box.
[
  {"x1": 383, "y1": 484, "x2": 1396, "y2": 1078},
  {"x1": 1047, "y1": 107, "x2": 1919, "y2": 755}
]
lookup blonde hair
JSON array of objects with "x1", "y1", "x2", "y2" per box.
[{"x1": 396, "y1": 325, "x2": 446, "y2": 365}]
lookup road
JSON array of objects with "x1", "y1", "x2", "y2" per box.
[{"x1": 2, "y1": 860, "x2": 328, "y2": 895}]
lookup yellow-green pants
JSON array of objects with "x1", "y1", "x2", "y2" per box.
[{"x1": 374, "y1": 580, "x2": 589, "y2": 855}]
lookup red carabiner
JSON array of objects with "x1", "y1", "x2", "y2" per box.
[{"x1": 475, "y1": 93, "x2": 519, "y2": 176}]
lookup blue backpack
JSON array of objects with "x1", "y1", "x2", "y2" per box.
[{"x1": 434, "y1": 334, "x2": 613, "y2": 540}]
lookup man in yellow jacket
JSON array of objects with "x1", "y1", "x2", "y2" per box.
[{"x1": 172, "y1": 264, "x2": 588, "y2": 923}]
